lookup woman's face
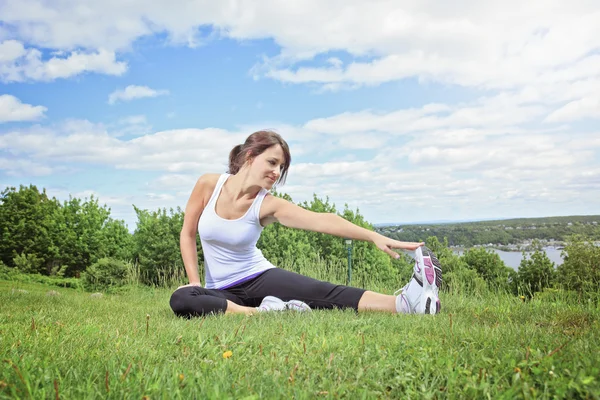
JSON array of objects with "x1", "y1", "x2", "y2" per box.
[{"x1": 249, "y1": 144, "x2": 285, "y2": 189}]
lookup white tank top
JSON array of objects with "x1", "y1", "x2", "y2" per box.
[{"x1": 198, "y1": 173, "x2": 275, "y2": 289}]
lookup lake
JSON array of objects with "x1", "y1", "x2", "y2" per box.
[{"x1": 453, "y1": 247, "x2": 564, "y2": 271}]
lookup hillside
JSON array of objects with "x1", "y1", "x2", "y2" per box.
[{"x1": 376, "y1": 215, "x2": 600, "y2": 248}]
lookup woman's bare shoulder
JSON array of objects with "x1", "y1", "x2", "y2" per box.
[
  {"x1": 185, "y1": 173, "x2": 222, "y2": 213},
  {"x1": 198, "y1": 173, "x2": 221, "y2": 186}
]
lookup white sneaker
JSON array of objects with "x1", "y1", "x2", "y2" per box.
[
  {"x1": 285, "y1": 299, "x2": 312, "y2": 312},
  {"x1": 257, "y1": 295, "x2": 286, "y2": 312},
  {"x1": 394, "y1": 277, "x2": 422, "y2": 314},
  {"x1": 256, "y1": 296, "x2": 311, "y2": 313},
  {"x1": 395, "y1": 246, "x2": 442, "y2": 314}
]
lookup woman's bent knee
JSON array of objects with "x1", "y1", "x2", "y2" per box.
[
  {"x1": 170, "y1": 288, "x2": 192, "y2": 317},
  {"x1": 169, "y1": 287, "x2": 228, "y2": 318}
]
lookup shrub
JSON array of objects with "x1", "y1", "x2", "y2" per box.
[
  {"x1": 534, "y1": 287, "x2": 578, "y2": 304},
  {"x1": 0, "y1": 262, "x2": 81, "y2": 289},
  {"x1": 23, "y1": 273, "x2": 81, "y2": 289},
  {"x1": 0, "y1": 262, "x2": 19, "y2": 280},
  {"x1": 462, "y1": 247, "x2": 512, "y2": 291},
  {"x1": 82, "y1": 257, "x2": 128, "y2": 292},
  {"x1": 444, "y1": 265, "x2": 488, "y2": 296},
  {"x1": 13, "y1": 253, "x2": 43, "y2": 274},
  {"x1": 132, "y1": 207, "x2": 183, "y2": 286},
  {"x1": 557, "y1": 236, "x2": 600, "y2": 295},
  {"x1": 515, "y1": 249, "x2": 555, "y2": 297}
]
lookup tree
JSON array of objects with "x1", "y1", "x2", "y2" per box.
[
  {"x1": 299, "y1": 194, "x2": 345, "y2": 263},
  {"x1": 461, "y1": 247, "x2": 512, "y2": 291},
  {"x1": 557, "y1": 235, "x2": 600, "y2": 294},
  {"x1": 0, "y1": 185, "x2": 60, "y2": 273},
  {"x1": 132, "y1": 206, "x2": 191, "y2": 285},
  {"x1": 0, "y1": 185, "x2": 134, "y2": 277},
  {"x1": 340, "y1": 204, "x2": 395, "y2": 285},
  {"x1": 516, "y1": 247, "x2": 555, "y2": 296}
]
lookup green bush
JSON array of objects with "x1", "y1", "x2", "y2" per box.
[
  {"x1": 444, "y1": 265, "x2": 488, "y2": 296},
  {"x1": 557, "y1": 236, "x2": 600, "y2": 295},
  {"x1": 462, "y1": 247, "x2": 512, "y2": 291},
  {"x1": 132, "y1": 207, "x2": 183, "y2": 286},
  {"x1": 13, "y1": 253, "x2": 43, "y2": 274},
  {"x1": 24, "y1": 273, "x2": 81, "y2": 289},
  {"x1": 0, "y1": 262, "x2": 19, "y2": 280},
  {"x1": 82, "y1": 257, "x2": 128, "y2": 292},
  {"x1": 0, "y1": 263, "x2": 81, "y2": 289},
  {"x1": 515, "y1": 249, "x2": 556, "y2": 297}
]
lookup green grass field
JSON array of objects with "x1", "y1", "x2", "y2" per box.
[{"x1": 1, "y1": 280, "x2": 599, "y2": 399}]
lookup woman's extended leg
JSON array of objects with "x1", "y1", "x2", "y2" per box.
[
  {"x1": 226, "y1": 268, "x2": 426, "y2": 314},
  {"x1": 225, "y1": 247, "x2": 442, "y2": 315}
]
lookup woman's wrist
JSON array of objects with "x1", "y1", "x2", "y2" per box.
[{"x1": 367, "y1": 230, "x2": 381, "y2": 243}]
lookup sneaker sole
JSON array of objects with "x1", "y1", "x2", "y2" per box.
[
  {"x1": 416, "y1": 246, "x2": 441, "y2": 314},
  {"x1": 286, "y1": 300, "x2": 312, "y2": 312}
]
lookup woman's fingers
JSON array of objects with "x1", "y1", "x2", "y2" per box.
[
  {"x1": 383, "y1": 245, "x2": 401, "y2": 259},
  {"x1": 391, "y1": 241, "x2": 424, "y2": 251}
]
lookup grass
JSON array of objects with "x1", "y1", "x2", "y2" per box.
[{"x1": 1, "y1": 279, "x2": 600, "y2": 399}]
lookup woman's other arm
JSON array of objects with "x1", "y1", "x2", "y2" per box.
[{"x1": 179, "y1": 174, "x2": 218, "y2": 286}]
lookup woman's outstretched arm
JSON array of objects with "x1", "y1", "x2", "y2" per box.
[{"x1": 262, "y1": 195, "x2": 423, "y2": 259}]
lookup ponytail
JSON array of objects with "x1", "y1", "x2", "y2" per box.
[{"x1": 228, "y1": 144, "x2": 244, "y2": 174}]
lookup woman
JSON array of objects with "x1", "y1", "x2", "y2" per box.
[{"x1": 169, "y1": 130, "x2": 442, "y2": 317}]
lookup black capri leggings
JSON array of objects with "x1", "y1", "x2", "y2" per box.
[{"x1": 169, "y1": 268, "x2": 366, "y2": 318}]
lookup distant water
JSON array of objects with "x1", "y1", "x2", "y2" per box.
[{"x1": 453, "y1": 247, "x2": 564, "y2": 271}]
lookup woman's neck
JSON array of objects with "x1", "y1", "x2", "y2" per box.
[{"x1": 226, "y1": 169, "x2": 261, "y2": 200}]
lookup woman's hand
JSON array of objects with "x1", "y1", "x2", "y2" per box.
[
  {"x1": 373, "y1": 235, "x2": 424, "y2": 259},
  {"x1": 177, "y1": 282, "x2": 202, "y2": 290}
]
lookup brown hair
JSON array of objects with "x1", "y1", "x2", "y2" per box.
[{"x1": 228, "y1": 130, "x2": 291, "y2": 185}]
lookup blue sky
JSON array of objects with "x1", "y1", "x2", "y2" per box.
[{"x1": 1, "y1": 1, "x2": 599, "y2": 230}]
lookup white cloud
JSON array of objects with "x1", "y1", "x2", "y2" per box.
[
  {"x1": 150, "y1": 174, "x2": 198, "y2": 191},
  {"x1": 338, "y1": 133, "x2": 387, "y2": 150},
  {"x1": 251, "y1": 3, "x2": 600, "y2": 92},
  {"x1": 0, "y1": 157, "x2": 60, "y2": 176},
  {"x1": 0, "y1": 120, "x2": 245, "y2": 174},
  {"x1": 545, "y1": 94, "x2": 600, "y2": 123},
  {"x1": 109, "y1": 115, "x2": 153, "y2": 138},
  {"x1": 3, "y1": 91, "x2": 597, "y2": 191},
  {"x1": 108, "y1": 85, "x2": 169, "y2": 105},
  {"x1": 0, "y1": 40, "x2": 127, "y2": 82},
  {"x1": 1, "y1": 1, "x2": 599, "y2": 121},
  {"x1": 0, "y1": 94, "x2": 47, "y2": 123},
  {"x1": 118, "y1": 115, "x2": 147, "y2": 125},
  {"x1": 146, "y1": 193, "x2": 176, "y2": 202},
  {"x1": 0, "y1": 40, "x2": 26, "y2": 62},
  {"x1": 305, "y1": 98, "x2": 546, "y2": 136}
]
